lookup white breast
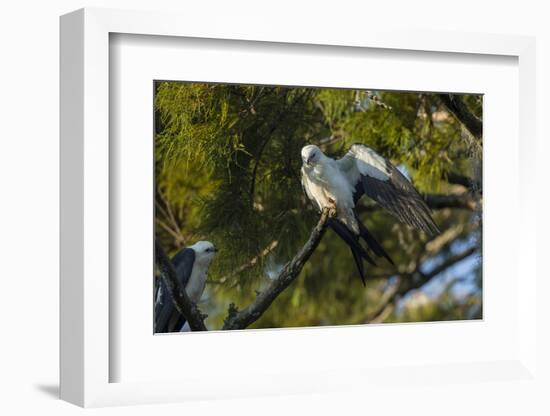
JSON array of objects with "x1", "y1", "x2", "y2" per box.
[
  {"x1": 305, "y1": 160, "x2": 354, "y2": 208},
  {"x1": 320, "y1": 161, "x2": 355, "y2": 206},
  {"x1": 185, "y1": 263, "x2": 208, "y2": 303}
]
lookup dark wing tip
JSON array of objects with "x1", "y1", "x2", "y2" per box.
[
  {"x1": 328, "y1": 218, "x2": 372, "y2": 285},
  {"x1": 360, "y1": 168, "x2": 440, "y2": 237},
  {"x1": 356, "y1": 215, "x2": 395, "y2": 266},
  {"x1": 411, "y1": 197, "x2": 441, "y2": 236},
  {"x1": 349, "y1": 245, "x2": 367, "y2": 286}
]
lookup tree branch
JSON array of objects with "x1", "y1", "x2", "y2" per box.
[
  {"x1": 155, "y1": 240, "x2": 208, "y2": 331},
  {"x1": 445, "y1": 172, "x2": 481, "y2": 191},
  {"x1": 424, "y1": 192, "x2": 479, "y2": 211},
  {"x1": 222, "y1": 208, "x2": 332, "y2": 330},
  {"x1": 155, "y1": 190, "x2": 186, "y2": 248},
  {"x1": 366, "y1": 245, "x2": 477, "y2": 323},
  {"x1": 438, "y1": 94, "x2": 482, "y2": 140}
]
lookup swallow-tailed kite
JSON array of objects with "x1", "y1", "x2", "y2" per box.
[
  {"x1": 155, "y1": 241, "x2": 217, "y2": 332},
  {"x1": 301, "y1": 143, "x2": 439, "y2": 284}
]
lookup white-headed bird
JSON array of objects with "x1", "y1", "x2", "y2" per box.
[
  {"x1": 301, "y1": 143, "x2": 439, "y2": 284},
  {"x1": 155, "y1": 241, "x2": 217, "y2": 332}
]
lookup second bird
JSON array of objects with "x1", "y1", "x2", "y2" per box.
[{"x1": 154, "y1": 241, "x2": 218, "y2": 332}]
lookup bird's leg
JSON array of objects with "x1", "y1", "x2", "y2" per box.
[{"x1": 326, "y1": 197, "x2": 338, "y2": 218}]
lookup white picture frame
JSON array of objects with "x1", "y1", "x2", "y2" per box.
[{"x1": 60, "y1": 7, "x2": 537, "y2": 407}]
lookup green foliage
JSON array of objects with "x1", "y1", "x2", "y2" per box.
[{"x1": 154, "y1": 81, "x2": 482, "y2": 330}]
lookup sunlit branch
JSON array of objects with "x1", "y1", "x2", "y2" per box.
[{"x1": 222, "y1": 208, "x2": 331, "y2": 330}]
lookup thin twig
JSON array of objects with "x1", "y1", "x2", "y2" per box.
[
  {"x1": 209, "y1": 240, "x2": 279, "y2": 285},
  {"x1": 155, "y1": 218, "x2": 184, "y2": 243},
  {"x1": 156, "y1": 191, "x2": 186, "y2": 245}
]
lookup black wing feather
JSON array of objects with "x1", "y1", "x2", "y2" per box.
[
  {"x1": 358, "y1": 162, "x2": 440, "y2": 236},
  {"x1": 349, "y1": 243, "x2": 366, "y2": 286},
  {"x1": 328, "y1": 218, "x2": 377, "y2": 267},
  {"x1": 356, "y1": 215, "x2": 395, "y2": 266},
  {"x1": 329, "y1": 217, "x2": 396, "y2": 285},
  {"x1": 172, "y1": 248, "x2": 196, "y2": 289},
  {"x1": 328, "y1": 219, "x2": 368, "y2": 286},
  {"x1": 154, "y1": 248, "x2": 196, "y2": 333}
]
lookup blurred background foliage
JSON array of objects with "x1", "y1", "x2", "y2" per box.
[{"x1": 154, "y1": 81, "x2": 482, "y2": 330}]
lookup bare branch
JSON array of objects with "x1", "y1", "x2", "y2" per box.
[
  {"x1": 418, "y1": 246, "x2": 477, "y2": 283},
  {"x1": 365, "y1": 245, "x2": 478, "y2": 323},
  {"x1": 422, "y1": 224, "x2": 465, "y2": 258},
  {"x1": 318, "y1": 131, "x2": 345, "y2": 151},
  {"x1": 424, "y1": 192, "x2": 479, "y2": 211},
  {"x1": 155, "y1": 191, "x2": 186, "y2": 247},
  {"x1": 438, "y1": 94, "x2": 482, "y2": 140},
  {"x1": 155, "y1": 240, "x2": 208, "y2": 331},
  {"x1": 365, "y1": 91, "x2": 393, "y2": 111},
  {"x1": 354, "y1": 90, "x2": 393, "y2": 111},
  {"x1": 222, "y1": 208, "x2": 331, "y2": 330},
  {"x1": 445, "y1": 172, "x2": 481, "y2": 191},
  {"x1": 155, "y1": 218, "x2": 184, "y2": 244},
  {"x1": 365, "y1": 280, "x2": 401, "y2": 323},
  {"x1": 368, "y1": 300, "x2": 397, "y2": 324}
]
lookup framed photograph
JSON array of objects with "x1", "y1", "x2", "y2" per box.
[
  {"x1": 151, "y1": 80, "x2": 482, "y2": 335},
  {"x1": 60, "y1": 8, "x2": 537, "y2": 407}
]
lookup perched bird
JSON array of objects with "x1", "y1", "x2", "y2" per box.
[
  {"x1": 301, "y1": 143, "x2": 439, "y2": 284},
  {"x1": 155, "y1": 241, "x2": 217, "y2": 332}
]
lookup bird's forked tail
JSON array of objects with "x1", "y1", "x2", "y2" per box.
[{"x1": 328, "y1": 214, "x2": 394, "y2": 286}]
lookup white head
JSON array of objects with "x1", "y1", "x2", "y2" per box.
[
  {"x1": 301, "y1": 145, "x2": 323, "y2": 166},
  {"x1": 190, "y1": 240, "x2": 218, "y2": 264}
]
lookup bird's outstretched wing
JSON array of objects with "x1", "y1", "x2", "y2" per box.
[
  {"x1": 154, "y1": 247, "x2": 196, "y2": 333},
  {"x1": 337, "y1": 144, "x2": 439, "y2": 235},
  {"x1": 301, "y1": 164, "x2": 392, "y2": 284}
]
